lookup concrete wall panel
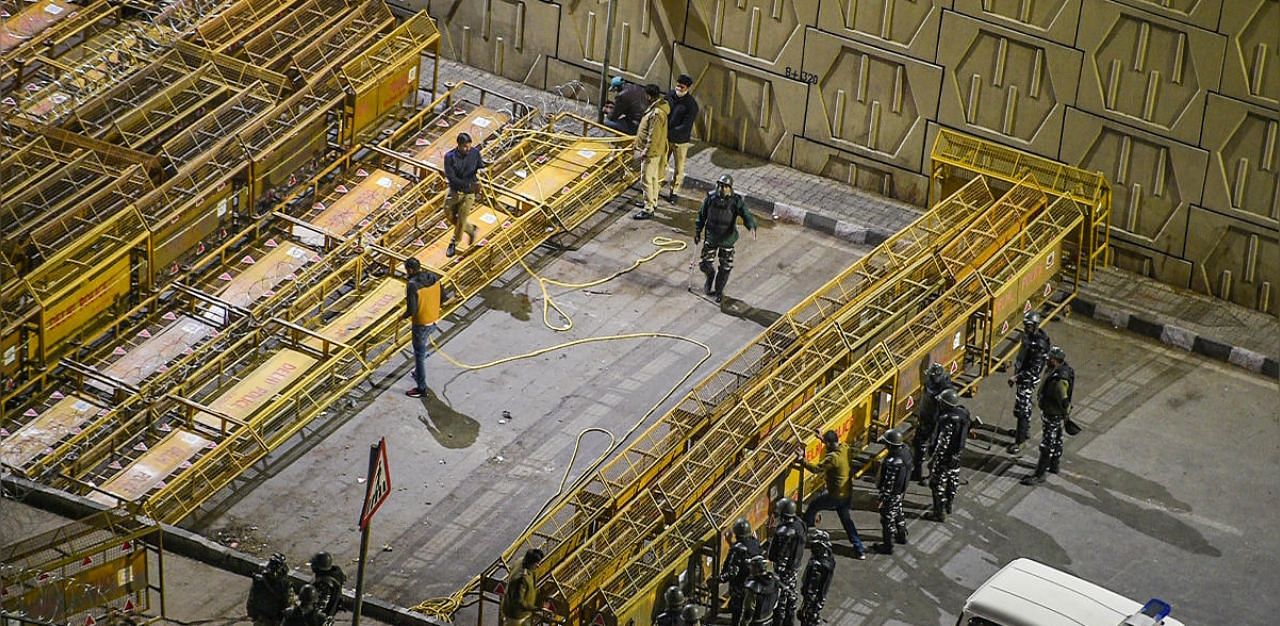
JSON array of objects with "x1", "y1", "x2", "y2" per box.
[
  {"x1": 800, "y1": 27, "x2": 941, "y2": 171},
  {"x1": 1060, "y1": 107, "x2": 1205, "y2": 257},
  {"x1": 1217, "y1": 0, "x2": 1279, "y2": 109},
  {"x1": 429, "y1": 0, "x2": 560, "y2": 86},
  {"x1": 674, "y1": 44, "x2": 807, "y2": 163},
  {"x1": 1110, "y1": 242, "x2": 1194, "y2": 289},
  {"x1": 556, "y1": 0, "x2": 682, "y2": 87},
  {"x1": 937, "y1": 11, "x2": 1081, "y2": 158},
  {"x1": 1199, "y1": 93, "x2": 1280, "y2": 230},
  {"x1": 792, "y1": 136, "x2": 930, "y2": 206},
  {"x1": 1108, "y1": 0, "x2": 1223, "y2": 31},
  {"x1": 682, "y1": 0, "x2": 817, "y2": 77},
  {"x1": 1185, "y1": 205, "x2": 1279, "y2": 315},
  {"x1": 1075, "y1": 0, "x2": 1225, "y2": 145},
  {"x1": 813, "y1": 0, "x2": 950, "y2": 61},
  {"x1": 951, "y1": 0, "x2": 1082, "y2": 46}
]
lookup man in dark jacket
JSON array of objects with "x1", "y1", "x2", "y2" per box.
[
  {"x1": 912, "y1": 363, "x2": 954, "y2": 483},
  {"x1": 1023, "y1": 346, "x2": 1074, "y2": 485},
  {"x1": 798, "y1": 430, "x2": 865, "y2": 559},
  {"x1": 1007, "y1": 310, "x2": 1051, "y2": 454},
  {"x1": 720, "y1": 518, "x2": 762, "y2": 626},
  {"x1": 664, "y1": 74, "x2": 698, "y2": 201},
  {"x1": 694, "y1": 174, "x2": 757, "y2": 303},
  {"x1": 403, "y1": 258, "x2": 442, "y2": 398},
  {"x1": 873, "y1": 429, "x2": 912, "y2": 555},
  {"x1": 604, "y1": 77, "x2": 646, "y2": 134},
  {"x1": 443, "y1": 132, "x2": 484, "y2": 257}
]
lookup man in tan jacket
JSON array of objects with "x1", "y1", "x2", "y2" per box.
[{"x1": 632, "y1": 83, "x2": 670, "y2": 220}]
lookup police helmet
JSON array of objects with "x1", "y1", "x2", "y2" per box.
[
  {"x1": 881, "y1": 429, "x2": 904, "y2": 447},
  {"x1": 310, "y1": 551, "x2": 332, "y2": 572},
  {"x1": 1023, "y1": 311, "x2": 1042, "y2": 327},
  {"x1": 747, "y1": 555, "x2": 768, "y2": 575},
  {"x1": 1049, "y1": 345, "x2": 1067, "y2": 362},
  {"x1": 663, "y1": 586, "x2": 685, "y2": 608},
  {"x1": 298, "y1": 584, "x2": 318, "y2": 606},
  {"x1": 681, "y1": 605, "x2": 704, "y2": 624},
  {"x1": 732, "y1": 517, "x2": 752, "y2": 540},
  {"x1": 716, "y1": 174, "x2": 733, "y2": 189},
  {"x1": 775, "y1": 497, "x2": 797, "y2": 518},
  {"x1": 457, "y1": 132, "x2": 473, "y2": 146},
  {"x1": 925, "y1": 362, "x2": 945, "y2": 380},
  {"x1": 938, "y1": 389, "x2": 961, "y2": 407}
]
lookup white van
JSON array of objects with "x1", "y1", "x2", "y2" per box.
[{"x1": 958, "y1": 559, "x2": 1185, "y2": 626}]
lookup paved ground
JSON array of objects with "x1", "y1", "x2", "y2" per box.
[
  {"x1": 186, "y1": 198, "x2": 871, "y2": 605},
  {"x1": 815, "y1": 314, "x2": 1279, "y2": 626}
]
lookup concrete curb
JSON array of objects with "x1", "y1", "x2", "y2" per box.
[
  {"x1": 680, "y1": 175, "x2": 893, "y2": 246},
  {"x1": 1070, "y1": 298, "x2": 1279, "y2": 379},
  {"x1": 1, "y1": 475, "x2": 445, "y2": 626}
]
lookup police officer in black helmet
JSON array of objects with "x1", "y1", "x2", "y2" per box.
[
  {"x1": 926, "y1": 390, "x2": 971, "y2": 522},
  {"x1": 1007, "y1": 311, "x2": 1051, "y2": 454},
  {"x1": 719, "y1": 517, "x2": 763, "y2": 626},
  {"x1": 766, "y1": 498, "x2": 805, "y2": 626},
  {"x1": 309, "y1": 551, "x2": 346, "y2": 618},
  {"x1": 1022, "y1": 346, "x2": 1075, "y2": 485},
  {"x1": 913, "y1": 363, "x2": 955, "y2": 483},
  {"x1": 873, "y1": 428, "x2": 912, "y2": 555},
  {"x1": 247, "y1": 553, "x2": 292, "y2": 626},
  {"x1": 694, "y1": 174, "x2": 758, "y2": 303}
]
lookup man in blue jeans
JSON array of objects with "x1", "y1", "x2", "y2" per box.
[
  {"x1": 402, "y1": 258, "x2": 442, "y2": 397},
  {"x1": 798, "y1": 430, "x2": 866, "y2": 559}
]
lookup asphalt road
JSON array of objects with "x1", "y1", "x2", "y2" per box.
[{"x1": 814, "y1": 315, "x2": 1278, "y2": 626}]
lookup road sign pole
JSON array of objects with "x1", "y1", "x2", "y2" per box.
[{"x1": 352, "y1": 442, "x2": 378, "y2": 626}]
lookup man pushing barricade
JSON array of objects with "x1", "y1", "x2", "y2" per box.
[
  {"x1": 798, "y1": 430, "x2": 865, "y2": 559},
  {"x1": 693, "y1": 174, "x2": 758, "y2": 304},
  {"x1": 501, "y1": 548, "x2": 544, "y2": 626}
]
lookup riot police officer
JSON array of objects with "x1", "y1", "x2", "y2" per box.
[
  {"x1": 798, "y1": 530, "x2": 835, "y2": 626},
  {"x1": 246, "y1": 553, "x2": 292, "y2": 626},
  {"x1": 693, "y1": 174, "x2": 758, "y2": 303},
  {"x1": 767, "y1": 498, "x2": 805, "y2": 626},
  {"x1": 1022, "y1": 346, "x2": 1075, "y2": 485},
  {"x1": 926, "y1": 390, "x2": 971, "y2": 522},
  {"x1": 1007, "y1": 311, "x2": 1051, "y2": 454},
  {"x1": 281, "y1": 585, "x2": 327, "y2": 626},
  {"x1": 654, "y1": 586, "x2": 688, "y2": 626},
  {"x1": 309, "y1": 551, "x2": 346, "y2": 618},
  {"x1": 681, "y1": 604, "x2": 706, "y2": 626},
  {"x1": 913, "y1": 363, "x2": 955, "y2": 483},
  {"x1": 741, "y1": 556, "x2": 780, "y2": 626},
  {"x1": 720, "y1": 518, "x2": 763, "y2": 626},
  {"x1": 873, "y1": 429, "x2": 912, "y2": 555}
]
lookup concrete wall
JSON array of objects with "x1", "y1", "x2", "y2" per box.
[{"x1": 421, "y1": 0, "x2": 1279, "y2": 316}]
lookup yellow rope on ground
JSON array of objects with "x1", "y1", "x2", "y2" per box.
[{"x1": 412, "y1": 237, "x2": 709, "y2": 622}]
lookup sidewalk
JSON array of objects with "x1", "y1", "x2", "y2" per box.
[
  {"x1": 1072, "y1": 267, "x2": 1279, "y2": 378},
  {"x1": 431, "y1": 59, "x2": 1278, "y2": 378}
]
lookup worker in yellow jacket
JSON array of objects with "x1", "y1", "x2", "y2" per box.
[
  {"x1": 402, "y1": 257, "x2": 441, "y2": 398},
  {"x1": 501, "y1": 549, "x2": 544, "y2": 626},
  {"x1": 632, "y1": 84, "x2": 670, "y2": 220}
]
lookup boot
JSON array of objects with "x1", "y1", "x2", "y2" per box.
[
  {"x1": 945, "y1": 498, "x2": 953, "y2": 515},
  {"x1": 1049, "y1": 458, "x2": 1060, "y2": 474},
  {"x1": 895, "y1": 526, "x2": 908, "y2": 545},
  {"x1": 873, "y1": 542, "x2": 893, "y2": 555},
  {"x1": 1020, "y1": 455, "x2": 1050, "y2": 485},
  {"x1": 925, "y1": 493, "x2": 946, "y2": 522},
  {"x1": 713, "y1": 269, "x2": 731, "y2": 303},
  {"x1": 700, "y1": 261, "x2": 716, "y2": 295}
]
